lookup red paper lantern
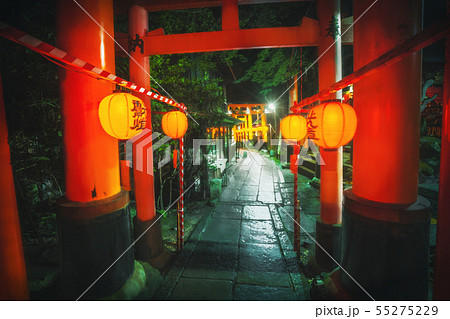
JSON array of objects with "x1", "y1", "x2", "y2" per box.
[
  {"x1": 307, "y1": 101, "x2": 357, "y2": 149},
  {"x1": 98, "y1": 93, "x2": 146, "y2": 140},
  {"x1": 280, "y1": 114, "x2": 307, "y2": 141},
  {"x1": 162, "y1": 111, "x2": 188, "y2": 139}
]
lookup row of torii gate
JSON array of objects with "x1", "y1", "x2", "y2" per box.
[{"x1": 0, "y1": 0, "x2": 449, "y2": 301}]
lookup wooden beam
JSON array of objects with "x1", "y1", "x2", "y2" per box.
[
  {"x1": 292, "y1": 16, "x2": 450, "y2": 112},
  {"x1": 114, "y1": 0, "x2": 314, "y2": 14},
  {"x1": 116, "y1": 17, "x2": 318, "y2": 55}
]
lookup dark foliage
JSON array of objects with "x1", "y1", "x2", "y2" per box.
[{"x1": 1, "y1": 0, "x2": 61, "y2": 246}]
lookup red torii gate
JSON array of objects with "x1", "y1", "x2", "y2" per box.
[
  {"x1": 116, "y1": 17, "x2": 319, "y2": 55},
  {"x1": 124, "y1": 0, "x2": 321, "y2": 267},
  {"x1": 0, "y1": 0, "x2": 322, "y2": 299}
]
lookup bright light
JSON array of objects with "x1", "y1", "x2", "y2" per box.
[{"x1": 268, "y1": 103, "x2": 275, "y2": 110}]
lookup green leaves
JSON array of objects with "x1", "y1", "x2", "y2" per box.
[
  {"x1": 235, "y1": 48, "x2": 316, "y2": 98},
  {"x1": 149, "y1": 8, "x2": 221, "y2": 35}
]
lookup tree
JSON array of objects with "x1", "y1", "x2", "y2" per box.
[{"x1": 235, "y1": 47, "x2": 317, "y2": 97}]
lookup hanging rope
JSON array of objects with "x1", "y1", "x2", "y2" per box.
[{"x1": 0, "y1": 21, "x2": 187, "y2": 111}]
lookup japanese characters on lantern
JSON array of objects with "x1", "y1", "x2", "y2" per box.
[
  {"x1": 306, "y1": 101, "x2": 357, "y2": 149},
  {"x1": 98, "y1": 92, "x2": 147, "y2": 140}
]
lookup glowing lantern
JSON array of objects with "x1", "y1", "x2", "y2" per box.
[
  {"x1": 280, "y1": 114, "x2": 307, "y2": 141},
  {"x1": 98, "y1": 93, "x2": 147, "y2": 140},
  {"x1": 162, "y1": 111, "x2": 188, "y2": 139},
  {"x1": 306, "y1": 101, "x2": 357, "y2": 149}
]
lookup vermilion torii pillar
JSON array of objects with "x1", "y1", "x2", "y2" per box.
[
  {"x1": 335, "y1": 0, "x2": 431, "y2": 300},
  {"x1": 0, "y1": 73, "x2": 29, "y2": 300},
  {"x1": 128, "y1": 5, "x2": 167, "y2": 268},
  {"x1": 56, "y1": 0, "x2": 134, "y2": 299},
  {"x1": 313, "y1": 0, "x2": 343, "y2": 272},
  {"x1": 222, "y1": 0, "x2": 239, "y2": 31}
]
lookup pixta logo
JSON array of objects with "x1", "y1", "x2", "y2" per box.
[
  {"x1": 126, "y1": 133, "x2": 326, "y2": 177},
  {"x1": 271, "y1": 138, "x2": 325, "y2": 165},
  {"x1": 192, "y1": 138, "x2": 324, "y2": 166},
  {"x1": 125, "y1": 129, "x2": 173, "y2": 175}
]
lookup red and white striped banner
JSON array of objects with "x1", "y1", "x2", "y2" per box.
[
  {"x1": 177, "y1": 137, "x2": 185, "y2": 252},
  {"x1": 0, "y1": 21, "x2": 187, "y2": 112}
]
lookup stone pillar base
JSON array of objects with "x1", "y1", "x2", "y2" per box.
[
  {"x1": 133, "y1": 217, "x2": 172, "y2": 269},
  {"x1": 313, "y1": 218, "x2": 342, "y2": 273},
  {"x1": 58, "y1": 189, "x2": 134, "y2": 300},
  {"x1": 335, "y1": 189, "x2": 431, "y2": 300}
]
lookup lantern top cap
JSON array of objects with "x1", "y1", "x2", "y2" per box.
[{"x1": 319, "y1": 98, "x2": 342, "y2": 104}]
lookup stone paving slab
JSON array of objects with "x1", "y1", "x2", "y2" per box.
[
  {"x1": 242, "y1": 205, "x2": 271, "y2": 220},
  {"x1": 234, "y1": 284, "x2": 298, "y2": 301},
  {"x1": 236, "y1": 269, "x2": 291, "y2": 288},
  {"x1": 239, "y1": 186, "x2": 259, "y2": 196},
  {"x1": 201, "y1": 218, "x2": 241, "y2": 245},
  {"x1": 259, "y1": 183, "x2": 274, "y2": 192},
  {"x1": 182, "y1": 242, "x2": 238, "y2": 280},
  {"x1": 236, "y1": 243, "x2": 290, "y2": 287},
  {"x1": 258, "y1": 191, "x2": 277, "y2": 204},
  {"x1": 240, "y1": 220, "x2": 277, "y2": 244},
  {"x1": 269, "y1": 205, "x2": 284, "y2": 231},
  {"x1": 153, "y1": 213, "x2": 212, "y2": 300},
  {"x1": 220, "y1": 188, "x2": 239, "y2": 201},
  {"x1": 170, "y1": 278, "x2": 233, "y2": 300},
  {"x1": 275, "y1": 192, "x2": 283, "y2": 203},
  {"x1": 211, "y1": 204, "x2": 242, "y2": 220},
  {"x1": 278, "y1": 230, "x2": 294, "y2": 251},
  {"x1": 243, "y1": 179, "x2": 258, "y2": 186},
  {"x1": 237, "y1": 194, "x2": 257, "y2": 202}
]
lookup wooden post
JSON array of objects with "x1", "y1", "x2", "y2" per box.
[
  {"x1": 57, "y1": 0, "x2": 120, "y2": 202},
  {"x1": 129, "y1": 5, "x2": 166, "y2": 266},
  {"x1": 0, "y1": 73, "x2": 29, "y2": 300},
  {"x1": 434, "y1": 1, "x2": 450, "y2": 300},
  {"x1": 293, "y1": 144, "x2": 301, "y2": 253},
  {"x1": 247, "y1": 111, "x2": 253, "y2": 141},
  {"x1": 222, "y1": 0, "x2": 239, "y2": 31},
  {"x1": 314, "y1": 0, "x2": 343, "y2": 271},
  {"x1": 352, "y1": 0, "x2": 422, "y2": 204},
  {"x1": 177, "y1": 137, "x2": 185, "y2": 251},
  {"x1": 336, "y1": 0, "x2": 430, "y2": 300},
  {"x1": 56, "y1": 0, "x2": 133, "y2": 299},
  {"x1": 129, "y1": 5, "x2": 156, "y2": 222}
]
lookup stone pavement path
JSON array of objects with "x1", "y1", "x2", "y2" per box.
[{"x1": 154, "y1": 150, "x2": 320, "y2": 300}]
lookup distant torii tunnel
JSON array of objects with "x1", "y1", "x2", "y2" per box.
[{"x1": 228, "y1": 104, "x2": 270, "y2": 143}]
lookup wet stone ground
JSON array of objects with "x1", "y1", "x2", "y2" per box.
[{"x1": 152, "y1": 151, "x2": 320, "y2": 300}]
